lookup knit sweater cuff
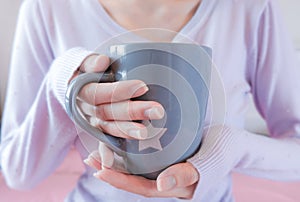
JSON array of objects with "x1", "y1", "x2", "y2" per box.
[
  {"x1": 49, "y1": 47, "x2": 94, "y2": 109},
  {"x1": 187, "y1": 125, "x2": 243, "y2": 200}
]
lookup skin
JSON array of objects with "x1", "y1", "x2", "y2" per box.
[
  {"x1": 98, "y1": 0, "x2": 201, "y2": 41},
  {"x1": 74, "y1": 0, "x2": 202, "y2": 199}
]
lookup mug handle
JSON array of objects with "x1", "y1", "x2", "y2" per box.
[{"x1": 65, "y1": 72, "x2": 124, "y2": 149}]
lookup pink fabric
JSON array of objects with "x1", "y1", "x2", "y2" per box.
[
  {"x1": 0, "y1": 150, "x2": 84, "y2": 201},
  {"x1": 1, "y1": 150, "x2": 300, "y2": 202},
  {"x1": 232, "y1": 173, "x2": 300, "y2": 202}
]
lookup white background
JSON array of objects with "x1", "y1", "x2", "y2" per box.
[{"x1": 0, "y1": 0, "x2": 299, "y2": 119}]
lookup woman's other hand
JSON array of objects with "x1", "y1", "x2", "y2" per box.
[{"x1": 84, "y1": 148, "x2": 199, "y2": 199}]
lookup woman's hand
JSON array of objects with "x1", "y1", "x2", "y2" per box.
[
  {"x1": 84, "y1": 125, "x2": 245, "y2": 200},
  {"x1": 84, "y1": 149, "x2": 199, "y2": 199},
  {"x1": 71, "y1": 54, "x2": 165, "y2": 140}
]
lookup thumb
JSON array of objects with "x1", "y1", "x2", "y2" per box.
[
  {"x1": 80, "y1": 54, "x2": 110, "y2": 73},
  {"x1": 156, "y1": 162, "x2": 199, "y2": 192}
]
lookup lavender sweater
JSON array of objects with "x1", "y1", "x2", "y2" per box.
[{"x1": 1, "y1": 0, "x2": 300, "y2": 201}]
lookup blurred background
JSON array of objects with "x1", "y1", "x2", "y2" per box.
[{"x1": 0, "y1": 0, "x2": 22, "y2": 120}]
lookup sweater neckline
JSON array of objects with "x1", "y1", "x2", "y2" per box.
[{"x1": 90, "y1": 0, "x2": 214, "y2": 42}]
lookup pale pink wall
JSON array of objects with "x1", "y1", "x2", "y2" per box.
[
  {"x1": 244, "y1": 0, "x2": 300, "y2": 134},
  {"x1": 0, "y1": 0, "x2": 22, "y2": 119},
  {"x1": 278, "y1": 0, "x2": 300, "y2": 49}
]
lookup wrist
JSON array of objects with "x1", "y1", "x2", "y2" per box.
[
  {"x1": 48, "y1": 47, "x2": 95, "y2": 108},
  {"x1": 187, "y1": 125, "x2": 245, "y2": 199}
]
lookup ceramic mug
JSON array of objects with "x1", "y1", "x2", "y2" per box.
[{"x1": 65, "y1": 43, "x2": 212, "y2": 179}]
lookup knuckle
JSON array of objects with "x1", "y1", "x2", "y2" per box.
[
  {"x1": 81, "y1": 55, "x2": 98, "y2": 71},
  {"x1": 96, "y1": 83, "x2": 113, "y2": 104},
  {"x1": 128, "y1": 106, "x2": 140, "y2": 120},
  {"x1": 110, "y1": 82, "x2": 121, "y2": 101},
  {"x1": 180, "y1": 164, "x2": 199, "y2": 186},
  {"x1": 101, "y1": 122, "x2": 126, "y2": 138},
  {"x1": 96, "y1": 105, "x2": 110, "y2": 120},
  {"x1": 81, "y1": 84, "x2": 97, "y2": 105}
]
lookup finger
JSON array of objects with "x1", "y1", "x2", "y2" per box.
[
  {"x1": 78, "y1": 80, "x2": 149, "y2": 105},
  {"x1": 156, "y1": 162, "x2": 199, "y2": 192},
  {"x1": 79, "y1": 100, "x2": 164, "y2": 121},
  {"x1": 83, "y1": 150, "x2": 102, "y2": 170},
  {"x1": 94, "y1": 169, "x2": 158, "y2": 197},
  {"x1": 80, "y1": 54, "x2": 110, "y2": 73},
  {"x1": 89, "y1": 117, "x2": 148, "y2": 140},
  {"x1": 99, "y1": 142, "x2": 114, "y2": 169},
  {"x1": 112, "y1": 153, "x2": 128, "y2": 173},
  {"x1": 99, "y1": 146, "x2": 128, "y2": 173},
  {"x1": 94, "y1": 169, "x2": 194, "y2": 199},
  {"x1": 83, "y1": 146, "x2": 128, "y2": 173}
]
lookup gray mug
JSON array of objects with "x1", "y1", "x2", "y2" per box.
[{"x1": 65, "y1": 43, "x2": 212, "y2": 179}]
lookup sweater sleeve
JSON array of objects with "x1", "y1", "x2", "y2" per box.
[
  {"x1": 188, "y1": 0, "x2": 300, "y2": 199},
  {"x1": 234, "y1": 0, "x2": 300, "y2": 178},
  {"x1": 0, "y1": 1, "x2": 92, "y2": 190}
]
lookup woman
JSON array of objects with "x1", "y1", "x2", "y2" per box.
[{"x1": 1, "y1": 0, "x2": 300, "y2": 201}]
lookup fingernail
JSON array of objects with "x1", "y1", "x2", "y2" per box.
[
  {"x1": 144, "y1": 106, "x2": 164, "y2": 119},
  {"x1": 94, "y1": 55, "x2": 109, "y2": 67},
  {"x1": 96, "y1": 118, "x2": 109, "y2": 126},
  {"x1": 93, "y1": 170, "x2": 102, "y2": 178},
  {"x1": 89, "y1": 152, "x2": 99, "y2": 160},
  {"x1": 157, "y1": 176, "x2": 176, "y2": 191},
  {"x1": 83, "y1": 158, "x2": 93, "y2": 167},
  {"x1": 128, "y1": 129, "x2": 147, "y2": 139},
  {"x1": 132, "y1": 83, "x2": 149, "y2": 97}
]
